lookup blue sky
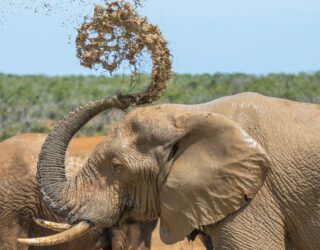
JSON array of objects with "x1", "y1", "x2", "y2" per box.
[{"x1": 1, "y1": 0, "x2": 320, "y2": 75}]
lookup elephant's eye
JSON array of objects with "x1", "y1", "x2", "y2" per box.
[{"x1": 111, "y1": 162, "x2": 123, "y2": 175}]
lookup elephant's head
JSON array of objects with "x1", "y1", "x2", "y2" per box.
[{"x1": 19, "y1": 101, "x2": 269, "y2": 246}]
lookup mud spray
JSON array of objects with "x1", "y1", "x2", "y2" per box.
[
  {"x1": 76, "y1": 1, "x2": 171, "y2": 101},
  {"x1": 2, "y1": 0, "x2": 171, "y2": 101}
]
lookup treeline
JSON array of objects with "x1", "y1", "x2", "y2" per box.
[{"x1": 1, "y1": 72, "x2": 320, "y2": 141}]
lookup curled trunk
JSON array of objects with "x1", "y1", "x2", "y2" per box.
[
  {"x1": 37, "y1": 96, "x2": 131, "y2": 215},
  {"x1": 36, "y1": 0, "x2": 172, "y2": 227}
]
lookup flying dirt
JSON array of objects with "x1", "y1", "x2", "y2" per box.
[
  {"x1": 76, "y1": 0, "x2": 172, "y2": 102},
  {"x1": 2, "y1": 0, "x2": 171, "y2": 103}
]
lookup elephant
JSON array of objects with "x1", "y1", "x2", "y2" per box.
[
  {"x1": 18, "y1": 92, "x2": 320, "y2": 249},
  {"x1": 0, "y1": 133, "x2": 157, "y2": 250}
]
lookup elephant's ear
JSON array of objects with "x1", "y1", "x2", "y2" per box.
[{"x1": 159, "y1": 111, "x2": 269, "y2": 244}]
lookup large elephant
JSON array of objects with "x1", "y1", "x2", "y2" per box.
[
  {"x1": 19, "y1": 92, "x2": 320, "y2": 249},
  {"x1": 0, "y1": 133, "x2": 157, "y2": 250}
]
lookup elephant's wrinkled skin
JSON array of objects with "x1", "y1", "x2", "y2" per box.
[
  {"x1": 26, "y1": 92, "x2": 320, "y2": 249},
  {"x1": 0, "y1": 134, "x2": 156, "y2": 250}
]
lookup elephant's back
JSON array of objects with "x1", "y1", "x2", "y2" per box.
[
  {"x1": 0, "y1": 133, "x2": 46, "y2": 176},
  {"x1": 0, "y1": 134, "x2": 45, "y2": 225},
  {"x1": 0, "y1": 133, "x2": 104, "y2": 176},
  {"x1": 0, "y1": 133, "x2": 104, "y2": 191}
]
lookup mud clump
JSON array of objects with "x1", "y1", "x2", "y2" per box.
[{"x1": 76, "y1": 1, "x2": 172, "y2": 103}]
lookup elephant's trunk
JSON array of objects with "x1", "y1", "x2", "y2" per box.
[
  {"x1": 34, "y1": 0, "x2": 172, "y2": 240},
  {"x1": 37, "y1": 96, "x2": 130, "y2": 216}
]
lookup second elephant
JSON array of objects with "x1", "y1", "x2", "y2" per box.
[{"x1": 0, "y1": 133, "x2": 156, "y2": 250}]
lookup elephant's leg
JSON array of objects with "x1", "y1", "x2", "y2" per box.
[
  {"x1": 126, "y1": 220, "x2": 157, "y2": 250},
  {"x1": 110, "y1": 220, "x2": 157, "y2": 250},
  {"x1": 109, "y1": 226, "x2": 128, "y2": 250},
  {"x1": 0, "y1": 219, "x2": 28, "y2": 250}
]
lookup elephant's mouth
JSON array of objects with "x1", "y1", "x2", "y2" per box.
[
  {"x1": 111, "y1": 192, "x2": 136, "y2": 227},
  {"x1": 116, "y1": 210, "x2": 131, "y2": 227},
  {"x1": 117, "y1": 210, "x2": 147, "y2": 228},
  {"x1": 113, "y1": 198, "x2": 138, "y2": 228}
]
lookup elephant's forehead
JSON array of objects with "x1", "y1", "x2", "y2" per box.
[
  {"x1": 103, "y1": 104, "x2": 174, "y2": 150},
  {"x1": 104, "y1": 122, "x2": 134, "y2": 150},
  {"x1": 128, "y1": 105, "x2": 167, "y2": 120},
  {"x1": 127, "y1": 105, "x2": 174, "y2": 130}
]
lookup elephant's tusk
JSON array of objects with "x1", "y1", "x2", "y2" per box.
[
  {"x1": 33, "y1": 218, "x2": 72, "y2": 232},
  {"x1": 17, "y1": 221, "x2": 93, "y2": 246}
]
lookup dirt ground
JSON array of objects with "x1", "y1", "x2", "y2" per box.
[{"x1": 150, "y1": 222, "x2": 206, "y2": 250}]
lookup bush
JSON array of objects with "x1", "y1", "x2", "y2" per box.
[{"x1": 1, "y1": 72, "x2": 320, "y2": 141}]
